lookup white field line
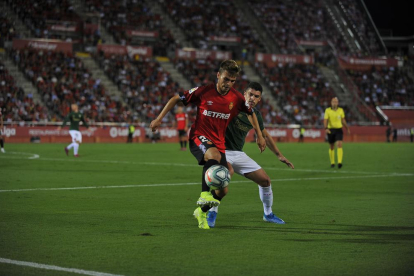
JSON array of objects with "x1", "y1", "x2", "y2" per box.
[
  {"x1": 1, "y1": 154, "x2": 384, "y2": 175},
  {"x1": 0, "y1": 257, "x2": 123, "y2": 276},
  {"x1": 0, "y1": 173, "x2": 412, "y2": 193},
  {"x1": 5, "y1": 151, "x2": 39, "y2": 159}
]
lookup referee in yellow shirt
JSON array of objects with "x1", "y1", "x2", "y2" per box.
[{"x1": 323, "y1": 97, "x2": 350, "y2": 168}]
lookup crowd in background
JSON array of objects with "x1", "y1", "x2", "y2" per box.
[
  {"x1": 9, "y1": 49, "x2": 128, "y2": 122},
  {"x1": 0, "y1": 62, "x2": 48, "y2": 122},
  {"x1": 0, "y1": 0, "x2": 412, "y2": 126}
]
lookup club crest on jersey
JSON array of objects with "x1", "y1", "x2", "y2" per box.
[
  {"x1": 229, "y1": 102, "x2": 234, "y2": 110},
  {"x1": 189, "y1": 87, "x2": 199, "y2": 94}
]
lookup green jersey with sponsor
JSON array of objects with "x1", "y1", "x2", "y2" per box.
[
  {"x1": 62, "y1": 112, "x2": 89, "y2": 131},
  {"x1": 225, "y1": 108, "x2": 264, "y2": 151}
]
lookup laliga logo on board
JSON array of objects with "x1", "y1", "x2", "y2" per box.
[
  {"x1": 2, "y1": 127, "x2": 16, "y2": 137},
  {"x1": 292, "y1": 129, "x2": 322, "y2": 139},
  {"x1": 110, "y1": 127, "x2": 141, "y2": 138}
]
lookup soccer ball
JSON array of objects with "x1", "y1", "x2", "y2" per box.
[{"x1": 205, "y1": 165, "x2": 231, "y2": 190}]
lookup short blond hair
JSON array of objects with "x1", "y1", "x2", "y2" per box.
[{"x1": 219, "y1": 60, "x2": 241, "y2": 77}]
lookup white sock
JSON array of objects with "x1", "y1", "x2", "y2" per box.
[
  {"x1": 259, "y1": 185, "x2": 273, "y2": 215},
  {"x1": 67, "y1": 143, "x2": 75, "y2": 150},
  {"x1": 209, "y1": 206, "x2": 218, "y2": 213},
  {"x1": 74, "y1": 143, "x2": 79, "y2": 155}
]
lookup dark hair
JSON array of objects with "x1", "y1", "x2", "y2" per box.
[
  {"x1": 245, "y1": 82, "x2": 263, "y2": 94},
  {"x1": 219, "y1": 60, "x2": 241, "y2": 77}
]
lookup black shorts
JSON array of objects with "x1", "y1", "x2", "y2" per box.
[
  {"x1": 189, "y1": 135, "x2": 228, "y2": 167},
  {"x1": 327, "y1": 128, "x2": 343, "y2": 144},
  {"x1": 178, "y1": 130, "x2": 187, "y2": 137}
]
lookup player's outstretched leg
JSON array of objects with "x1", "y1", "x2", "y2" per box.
[
  {"x1": 197, "y1": 159, "x2": 222, "y2": 208},
  {"x1": 66, "y1": 143, "x2": 75, "y2": 155},
  {"x1": 193, "y1": 207, "x2": 210, "y2": 230},
  {"x1": 74, "y1": 142, "x2": 79, "y2": 157}
]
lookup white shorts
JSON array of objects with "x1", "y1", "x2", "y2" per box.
[
  {"x1": 225, "y1": 150, "x2": 261, "y2": 176},
  {"x1": 69, "y1": 130, "x2": 82, "y2": 143}
]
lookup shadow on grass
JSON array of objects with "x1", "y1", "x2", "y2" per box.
[{"x1": 216, "y1": 223, "x2": 414, "y2": 243}]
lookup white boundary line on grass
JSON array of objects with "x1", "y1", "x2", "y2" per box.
[
  {"x1": 0, "y1": 257, "x2": 123, "y2": 276},
  {"x1": 0, "y1": 173, "x2": 412, "y2": 193},
  {"x1": 5, "y1": 151, "x2": 39, "y2": 159},
  {"x1": 0, "y1": 154, "x2": 385, "y2": 175}
]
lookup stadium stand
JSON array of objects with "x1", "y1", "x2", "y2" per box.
[
  {"x1": 255, "y1": 62, "x2": 344, "y2": 126},
  {"x1": 0, "y1": 61, "x2": 48, "y2": 122},
  {"x1": 248, "y1": 0, "x2": 350, "y2": 54},
  {"x1": 160, "y1": 0, "x2": 266, "y2": 59},
  {"x1": 9, "y1": 49, "x2": 127, "y2": 122},
  {"x1": 346, "y1": 66, "x2": 414, "y2": 107},
  {"x1": 84, "y1": 0, "x2": 177, "y2": 56},
  {"x1": 0, "y1": 14, "x2": 19, "y2": 47},
  {"x1": 95, "y1": 51, "x2": 184, "y2": 123},
  {"x1": 336, "y1": 0, "x2": 384, "y2": 55},
  {"x1": 6, "y1": 0, "x2": 100, "y2": 46}
]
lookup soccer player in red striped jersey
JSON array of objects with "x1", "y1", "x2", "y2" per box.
[
  {"x1": 173, "y1": 104, "x2": 189, "y2": 151},
  {"x1": 150, "y1": 60, "x2": 266, "y2": 229}
]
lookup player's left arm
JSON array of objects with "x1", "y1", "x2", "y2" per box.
[
  {"x1": 263, "y1": 128, "x2": 294, "y2": 169},
  {"x1": 342, "y1": 118, "x2": 350, "y2": 134},
  {"x1": 81, "y1": 114, "x2": 89, "y2": 129},
  {"x1": 185, "y1": 114, "x2": 189, "y2": 132},
  {"x1": 247, "y1": 112, "x2": 266, "y2": 152},
  {"x1": 341, "y1": 110, "x2": 350, "y2": 134}
]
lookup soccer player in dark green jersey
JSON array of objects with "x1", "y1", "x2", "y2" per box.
[
  {"x1": 207, "y1": 82, "x2": 294, "y2": 227},
  {"x1": 58, "y1": 104, "x2": 89, "y2": 157}
]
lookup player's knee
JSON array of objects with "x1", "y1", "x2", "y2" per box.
[
  {"x1": 210, "y1": 151, "x2": 222, "y2": 162},
  {"x1": 257, "y1": 177, "x2": 271, "y2": 187}
]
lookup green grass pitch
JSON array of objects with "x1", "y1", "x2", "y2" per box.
[{"x1": 0, "y1": 142, "x2": 413, "y2": 276}]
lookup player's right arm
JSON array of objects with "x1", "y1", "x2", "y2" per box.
[
  {"x1": 323, "y1": 109, "x2": 330, "y2": 134},
  {"x1": 247, "y1": 112, "x2": 266, "y2": 152},
  {"x1": 150, "y1": 94, "x2": 181, "y2": 132}
]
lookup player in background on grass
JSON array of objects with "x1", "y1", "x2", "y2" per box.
[
  {"x1": 0, "y1": 109, "x2": 5, "y2": 153},
  {"x1": 150, "y1": 60, "x2": 266, "y2": 230},
  {"x1": 207, "y1": 82, "x2": 294, "y2": 228},
  {"x1": 323, "y1": 97, "x2": 350, "y2": 169},
  {"x1": 173, "y1": 104, "x2": 189, "y2": 151},
  {"x1": 58, "y1": 104, "x2": 89, "y2": 157}
]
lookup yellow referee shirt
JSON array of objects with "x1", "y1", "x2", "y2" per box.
[{"x1": 324, "y1": 107, "x2": 345, "y2": 129}]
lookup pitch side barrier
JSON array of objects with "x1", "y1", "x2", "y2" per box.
[{"x1": 3, "y1": 122, "x2": 410, "y2": 143}]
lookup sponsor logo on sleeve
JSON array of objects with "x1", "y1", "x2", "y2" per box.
[{"x1": 189, "y1": 87, "x2": 199, "y2": 94}]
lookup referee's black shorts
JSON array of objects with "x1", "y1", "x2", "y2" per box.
[{"x1": 327, "y1": 128, "x2": 343, "y2": 144}]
